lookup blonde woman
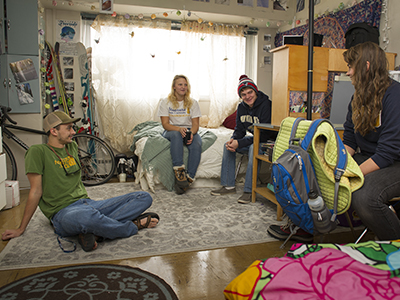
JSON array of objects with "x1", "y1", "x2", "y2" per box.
[{"x1": 158, "y1": 75, "x2": 202, "y2": 194}]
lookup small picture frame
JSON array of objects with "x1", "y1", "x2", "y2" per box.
[{"x1": 100, "y1": 0, "x2": 113, "y2": 14}]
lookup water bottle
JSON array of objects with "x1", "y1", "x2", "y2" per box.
[
  {"x1": 117, "y1": 158, "x2": 127, "y2": 182},
  {"x1": 307, "y1": 190, "x2": 334, "y2": 234}
]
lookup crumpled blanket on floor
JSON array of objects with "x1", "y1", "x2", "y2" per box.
[
  {"x1": 129, "y1": 121, "x2": 217, "y2": 192},
  {"x1": 224, "y1": 240, "x2": 400, "y2": 300}
]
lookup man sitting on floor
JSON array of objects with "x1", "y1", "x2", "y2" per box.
[
  {"x1": 211, "y1": 75, "x2": 277, "y2": 204},
  {"x1": 1, "y1": 111, "x2": 159, "y2": 252}
]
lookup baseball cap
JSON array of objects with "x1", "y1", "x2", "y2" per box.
[{"x1": 43, "y1": 111, "x2": 81, "y2": 133}]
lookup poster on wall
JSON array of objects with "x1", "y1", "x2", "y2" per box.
[
  {"x1": 100, "y1": 0, "x2": 113, "y2": 13},
  {"x1": 296, "y1": 0, "x2": 305, "y2": 12},
  {"x1": 9, "y1": 59, "x2": 38, "y2": 105},
  {"x1": 237, "y1": 0, "x2": 253, "y2": 7},
  {"x1": 274, "y1": 0, "x2": 288, "y2": 10},
  {"x1": 56, "y1": 20, "x2": 80, "y2": 43},
  {"x1": 257, "y1": 0, "x2": 269, "y2": 8},
  {"x1": 56, "y1": 20, "x2": 80, "y2": 55}
]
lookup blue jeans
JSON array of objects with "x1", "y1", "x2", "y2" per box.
[
  {"x1": 163, "y1": 130, "x2": 202, "y2": 179},
  {"x1": 351, "y1": 155, "x2": 400, "y2": 240},
  {"x1": 51, "y1": 191, "x2": 153, "y2": 239},
  {"x1": 220, "y1": 143, "x2": 261, "y2": 193}
]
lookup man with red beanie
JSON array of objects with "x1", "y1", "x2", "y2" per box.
[{"x1": 211, "y1": 75, "x2": 277, "y2": 203}]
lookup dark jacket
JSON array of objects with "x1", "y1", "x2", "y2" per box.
[
  {"x1": 343, "y1": 80, "x2": 400, "y2": 168},
  {"x1": 232, "y1": 91, "x2": 276, "y2": 149}
]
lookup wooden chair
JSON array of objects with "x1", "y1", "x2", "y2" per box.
[{"x1": 235, "y1": 153, "x2": 247, "y2": 181}]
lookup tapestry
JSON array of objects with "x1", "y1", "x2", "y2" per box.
[{"x1": 274, "y1": 0, "x2": 382, "y2": 119}]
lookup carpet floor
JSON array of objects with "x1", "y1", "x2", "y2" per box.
[
  {"x1": 0, "y1": 183, "x2": 284, "y2": 270},
  {"x1": 0, "y1": 264, "x2": 179, "y2": 299}
]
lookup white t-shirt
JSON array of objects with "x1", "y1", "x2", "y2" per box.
[{"x1": 157, "y1": 98, "x2": 201, "y2": 127}]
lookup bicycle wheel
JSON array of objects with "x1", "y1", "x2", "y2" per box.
[
  {"x1": 3, "y1": 142, "x2": 17, "y2": 181},
  {"x1": 72, "y1": 133, "x2": 116, "y2": 186}
]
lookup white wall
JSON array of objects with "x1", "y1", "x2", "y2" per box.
[
  {"x1": 384, "y1": 0, "x2": 399, "y2": 65},
  {"x1": 256, "y1": 28, "x2": 276, "y2": 97}
]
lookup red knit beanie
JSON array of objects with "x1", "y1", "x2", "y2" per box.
[{"x1": 237, "y1": 75, "x2": 258, "y2": 97}]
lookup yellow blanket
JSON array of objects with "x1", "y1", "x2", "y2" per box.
[{"x1": 272, "y1": 117, "x2": 364, "y2": 214}]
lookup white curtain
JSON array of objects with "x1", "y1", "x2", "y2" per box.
[{"x1": 90, "y1": 17, "x2": 245, "y2": 153}]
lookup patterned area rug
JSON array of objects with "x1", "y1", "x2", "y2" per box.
[
  {"x1": 0, "y1": 183, "x2": 284, "y2": 271},
  {"x1": 0, "y1": 264, "x2": 179, "y2": 299}
]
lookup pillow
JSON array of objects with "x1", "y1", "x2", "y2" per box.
[{"x1": 223, "y1": 110, "x2": 237, "y2": 130}]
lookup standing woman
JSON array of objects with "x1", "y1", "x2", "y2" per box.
[
  {"x1": 158, "y1": 75, "x2": 202, "y2": 194},
  {"x1": 343, "y1": 41, "x2": 400, "y2": 240}
]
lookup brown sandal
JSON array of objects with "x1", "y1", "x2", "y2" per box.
[{"x1": 133, "y1": 212, "x2": 160, "y2": 230}]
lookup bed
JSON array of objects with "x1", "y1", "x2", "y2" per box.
[
  {"x1": 129, "y1": 121, "x2": 248, "y2": 192},
  {"x1": 224, "y1": 240, "x2": 400, "y2": 299}
]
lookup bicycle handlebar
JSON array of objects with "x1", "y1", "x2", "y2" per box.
[{"x1": 0, "y1": 105, "x2": 17, "y2": 125}]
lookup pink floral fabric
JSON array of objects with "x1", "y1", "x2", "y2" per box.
[{"x1": 262, "y1": 248, "x2": 400, "y2": 299}]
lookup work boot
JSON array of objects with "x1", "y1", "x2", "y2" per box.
[
  {"x1": 210, "y1": 186, "x2": 236, "y2": 196},
  {"x1": 267, "y1": 219, "x2": 314, "y2": 243}
]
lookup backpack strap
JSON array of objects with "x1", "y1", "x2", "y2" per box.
[
  {"x1": 300, "y1": 118, "x2": 348, "y2": 221},
  {"x1": 288, "y1": 117, "x2": 305, "y2": 145},
  {"x1": 300, "y1": 118, "x2": 326, "y2": 151},
  {"x1": 331, "y1": 129, "x2": 348, "y2": 221}
]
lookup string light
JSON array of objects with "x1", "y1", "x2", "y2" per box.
[{"x1": 40, "y1": 0, "x2": 366, "y2": 29}]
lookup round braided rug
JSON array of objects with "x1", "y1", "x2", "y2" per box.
[{"x1": 0, "y1": 264, "x2": 179, "y2": 299}]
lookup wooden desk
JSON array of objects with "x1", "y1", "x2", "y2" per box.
[
  {"x1": 251, "y1": 122, "x2": 344, "y2": 221},
  {"x1": 251, "y1": 123, "x2": 282, "y2": 221}
]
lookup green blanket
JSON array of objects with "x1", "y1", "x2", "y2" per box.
[{"x1": 129, "y1": 121, "x2": 217, "y2": 191}]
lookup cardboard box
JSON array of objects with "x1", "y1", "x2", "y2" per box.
[
  {"x1": 0, "y1": 181, "x2": 5, "y2": 210},
  {"x1": 0, "y1": 153, "x2": 6, "y2": 183},
  {"x1": 4, "y1": 180, "x2": 20, "y2": 210},
  {"x1": 0, "y1": 153, "x2": 6, "y2": 209}
]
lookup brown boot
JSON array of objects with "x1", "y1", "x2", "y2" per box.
[
  {"x1": 174, "y1": 165, "x2": 189, "y2": 191},
  {"x1": 187, "y1": 175, "x2": 194, "y2": 186}
]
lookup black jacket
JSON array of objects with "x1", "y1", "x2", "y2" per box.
[{"x1": 232, "y1": 91, "x2": 276, "y2": 149}]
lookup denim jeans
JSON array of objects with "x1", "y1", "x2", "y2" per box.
[
  {"x1": 51, "y1": 191, "x2": 153, "y2": 239},
  {"x1": 163, "y1": 130, "x2": 202, "y2": 179},
  {"x1": 220, "y1": 143, "x2": 261, "y2": 193},
  {"x1": 351, "y1": 155, "x2": 400, "y2": 240}
]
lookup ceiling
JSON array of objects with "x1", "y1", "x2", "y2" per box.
[{"x1": 39, "y1": 0, "x2": 292, "y2": 29}]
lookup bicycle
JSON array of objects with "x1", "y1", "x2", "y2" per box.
[{"x1": 1, "y1": 105, "x2": 116, "y2": 186}]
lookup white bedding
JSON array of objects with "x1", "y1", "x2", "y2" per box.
[{"x1": 134, "y1": 126, "x2": 248, "y2": 192}]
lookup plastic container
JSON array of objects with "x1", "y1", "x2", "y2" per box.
[
  {"x1": 118, "y1": 173, "x2": 126, "y2": 182},
  {"x1": 117, "y1": 158, "x2": 127, "y2": 174},
  {"x1": 308, "y1": 190, "x2": 333, "y2": 234}
]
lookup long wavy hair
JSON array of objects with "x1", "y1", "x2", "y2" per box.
[
  {"x1": 343, "y1": 42, "x2": 391, "y2": 136},
  {"x1": 168, "y1": 75, "x2": 193, "y2": 110}
]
